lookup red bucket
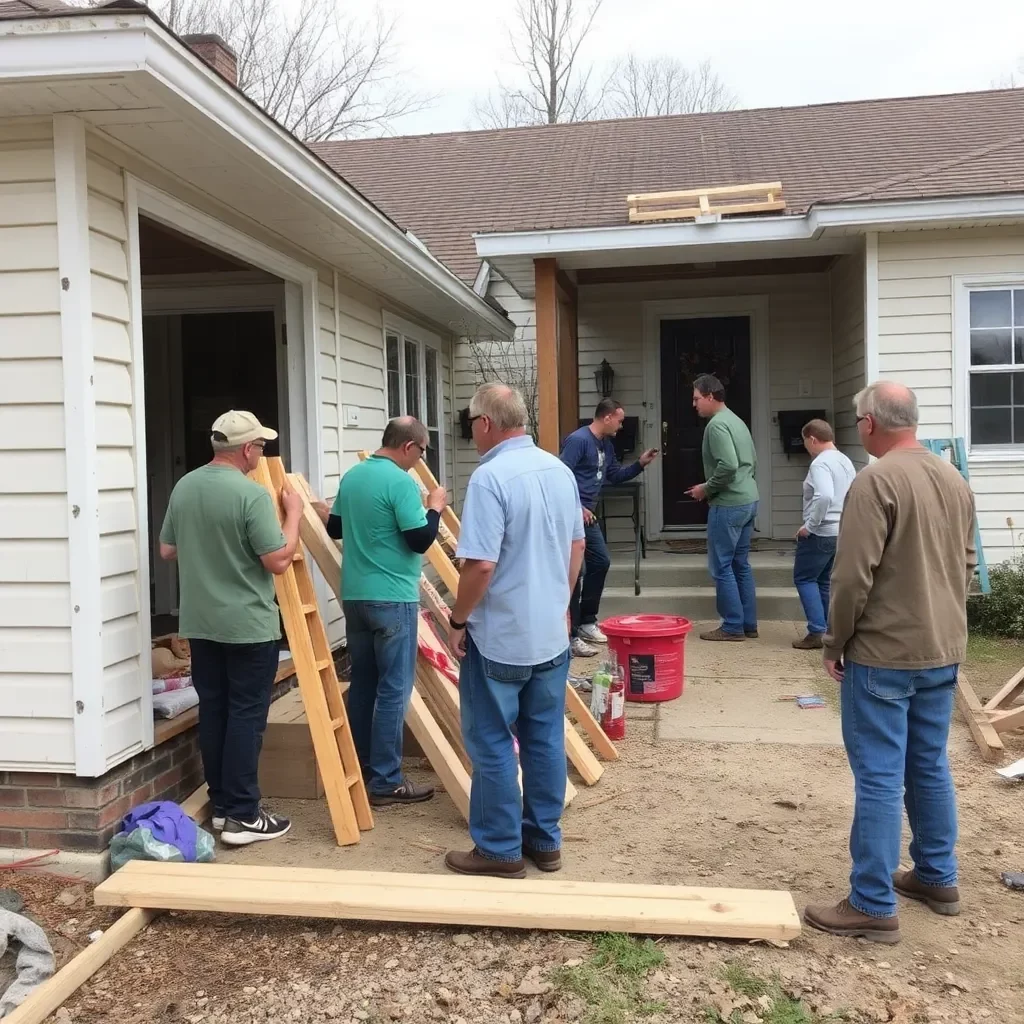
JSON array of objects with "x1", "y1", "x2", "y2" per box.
[{"x1": 600, "y1": 614, "x2": 692, "y2": 703}]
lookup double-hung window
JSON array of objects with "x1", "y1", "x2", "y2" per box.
[
  {"x1": 384, "y1": 315, "x2": 444, "y2": 482},
  {"x1": 963, "y1": 284, "x2": 1024, "y2": 452}
]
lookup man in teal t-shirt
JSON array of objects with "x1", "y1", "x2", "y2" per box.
[
  {"x1": 685, "y1": 373, "x2": 760, "y2": 642},
  {"x1": 318, "y1": 417, "x2": 446, "y2": 805}
]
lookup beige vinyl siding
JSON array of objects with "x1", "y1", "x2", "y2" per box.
[
  {"x1": 578, "y1": 272, "x2": 833, "y2": 541},
  {"x1": 0, "y1": 123, "x2": 76, "y2": 770},
  {"x1": 87, "y1": 147, "x2": 147, "y2": 768},
  {"x1": 830, "y1": 249, "x2": 868, "y2": 469},
  {"x1": 878, "y1": 225, "x2": 1024, "y2": 565}
]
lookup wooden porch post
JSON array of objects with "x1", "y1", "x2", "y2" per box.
[
  {"x1": 557, "y1": 273, "x2": 579, "y2": 441},
  {"x1": 534, "y1": 257, "x2": 560, "y2": 452}
]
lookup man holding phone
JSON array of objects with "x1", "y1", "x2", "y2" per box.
[{"x1": 560, "y1": 399, "x2": 658, "y2": 656}]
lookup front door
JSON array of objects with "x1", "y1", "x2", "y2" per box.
[{"x1": 660, "y1": 316, "x2": 753, "y2": 528}]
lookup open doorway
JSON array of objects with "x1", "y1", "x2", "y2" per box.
[{"x1": 139, "y1": 217, "x2": 288, "y2": 633}]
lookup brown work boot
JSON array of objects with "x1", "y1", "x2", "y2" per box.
[
  {"x1": 893, "y1": 869, "x2": 961, "y2": 916},
  {"x1": 699, "y1": 628, "x2": 745, "y2": 642},
  {"x1": 792, "y1": 633, "x2": 825, "y2": 650},
  {"x1": 445, "y1": 847, "x2": 527, "y2": 879},
  {"x1": 745, "y1": 630, "x2": 759, "y2": 639},
  {"x1": 803, "y1": 898, "x2": 901, "y2": 944},
  {"x1": 369, "y1": 779, "x2": 435, "y2": 806},
  {"x1": 524, "y1": 847, "x2": 562, "y2": 872}
]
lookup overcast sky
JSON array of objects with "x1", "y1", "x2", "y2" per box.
[{"x1": 369, "y1": 0, "x2": 1024, "y2": 136}]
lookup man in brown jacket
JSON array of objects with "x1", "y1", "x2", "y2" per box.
[{"x1": 804, "y1": 382, "x2": 976, "y2": 945}]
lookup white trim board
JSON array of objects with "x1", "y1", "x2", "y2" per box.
[{"x1": 642, "y1": 296, "x2": 772, "y2": 539}]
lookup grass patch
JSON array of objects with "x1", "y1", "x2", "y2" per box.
[
  {"x1": 549, "y1": 933, "x2": 665, "y2": 1024},
  {"x1": 701, "y1": 964, "x2": 853, "y2": 1024}
]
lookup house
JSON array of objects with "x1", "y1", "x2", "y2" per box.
[
  {"x1": 0, "y1": 0, "x2": 511, "y2": 861},
  {"x1": 315, "y1": 89, "x2": 1024, "y2": 560}
]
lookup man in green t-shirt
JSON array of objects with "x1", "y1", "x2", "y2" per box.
[
  {"x1": 317, "y1": 417, "x2": 446, "y2": 805},
  {"x1": 685, "y1": 373, "x2": 760, "y2": 642},
  {"x1": 159, "y1": 409, "x2": 301, "y2": 846}
]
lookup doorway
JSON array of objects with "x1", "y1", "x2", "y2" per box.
[{"x1": 659, "y1": 315, "x2": 753, "y2": 529}]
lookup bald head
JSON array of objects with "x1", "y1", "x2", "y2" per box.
[
  {"x1": 855, "y1": 381, "x2": 919, "y2": 431},
  {"x1": 381, "y1": 416, "x2": 428, "y2": 450}
]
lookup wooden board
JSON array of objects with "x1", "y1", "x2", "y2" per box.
[
  {"x1": 955, "y1": 673, "x2": 1004, "y2": 762},
  {"x1": 95, "y1": 861, "x2": 802, "y2": 941},
  {"x1": 253, "y1": 458, "x2": 372, "y2": 845},
  {"x1": 4, "y1": 908, "x2": 156, "y2": 1024},
  {"x1": 983, "y1": 664, "x2": 1024, "y2": 712},
  {"x1": 405, "y1": 687, "x2": 471, "y2": 821},
  {"x1": 989, "y1": 704, "x2": 1024, "y2": 733},
  {"x1": 564, "y1": 682, "x2": 619, "y2": 763}
]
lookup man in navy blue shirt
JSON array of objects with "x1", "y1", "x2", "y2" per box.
[{"x1": 560, "y1": 399, "x2": 658, "y2": 655}]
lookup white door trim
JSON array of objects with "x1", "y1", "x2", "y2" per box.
[
  {"x1": 642, "y1": 295, "x2": 772, "y2": 539},
  {"x1": 125, "y1": 175, "x2": 325, "y2": 750}
]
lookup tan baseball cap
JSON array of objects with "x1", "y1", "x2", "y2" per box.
[{"x1": 210, "y1": 410, "x2": 278, "y2": 446}]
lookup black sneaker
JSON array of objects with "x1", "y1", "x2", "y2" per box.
[
  {"x1": 369, "y1": 780, "x2": 435, "y2": 806},
  {"x1": 220, "y1": 809, "x2": 292, "y2": 846}
]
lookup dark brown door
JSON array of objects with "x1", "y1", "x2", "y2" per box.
[
  {"x1": 660, "y1": 316, "x2": 753, "y2": 527},
  {"x1": 180, "y1": 310, "x2": 280, "y2": 472}
]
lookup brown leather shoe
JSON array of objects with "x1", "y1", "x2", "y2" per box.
[
  {"x1": 893, "y1": 869, "x2": 961, "y2": 916},
  {"x1": 444, "y1": 847, "x2": 527, "y2": 879},
  {"x1": 699, "y1": 628, "x2": 745, "y2": 642},
  {"x1": 524, "y1": 847, "x2": 562, "y2": 872},
  {"x1": 369, "y1": 780, "x2": 435, "y2": 806},
  {"x1": 792, "y1": 633, "x2": 825, "y2": 650},
  {"x1": 803, "y1": 898, "x2": 901, "y2": 944}
]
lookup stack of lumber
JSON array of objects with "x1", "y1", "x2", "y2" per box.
[{"x1": 957, "y1": 667, "x2": 1024, "y2": 762}]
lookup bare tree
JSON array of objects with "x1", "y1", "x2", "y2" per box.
[
  {"x1": 155, "y1": 0, "x2": 428, "y2": 140},
  {"x1": 474, "y1": 0, "x2": 603, "y2": 129},
  {"x1": 467, "y1": 337, "x2": 540, "y2": 442},
  {"x1": 993, "y1": 57, "x2": 1023, "y2": 88},
  {"x1": 601, "y1": 55, "x2": 736, "y2": 118}
]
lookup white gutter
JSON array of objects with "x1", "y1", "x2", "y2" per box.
[
  {"x1": 0, "y1": 12, "x2": 513, "y2": 340},
  {"x1": 474, "y1": 193, "x2": 1024, "y2": 260}
]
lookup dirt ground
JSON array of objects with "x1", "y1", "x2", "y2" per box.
[{"x1": 3, "y1": 628, "x2": 1024, "y2": 1024}]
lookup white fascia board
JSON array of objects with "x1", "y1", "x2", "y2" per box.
[
  {"x1": 0, "y1": 13, "x2": 513, "y2": 342},
  {"x1": 474, "y1": 194, "x2": 1024, "y2": 260},
  {"x1": 473, "y1": 260, "x2": 492, "y2": 297}
]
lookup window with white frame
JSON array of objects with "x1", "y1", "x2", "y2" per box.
[
  {"x1": 966, "y1": 286, "x2": 1024, "y2": 449},
  {"x1": 385, "y1": 321, "x2": 443, "y2": 482}
]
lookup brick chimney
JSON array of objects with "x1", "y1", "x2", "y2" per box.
[{"x1": 182, "y1": 34, "x2": 238, "y2": 87}]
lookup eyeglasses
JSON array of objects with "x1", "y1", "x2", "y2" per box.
[
  {"x1": 855, "y1": 415, "x2": 869, "y2": 426},
  {"x1": 467, "y1": 414, "x2": 484, "y2": 428}
]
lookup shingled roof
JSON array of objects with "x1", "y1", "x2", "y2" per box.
[{"x1": 314, "y1": 88, "x2": 1024, "y2": 284}]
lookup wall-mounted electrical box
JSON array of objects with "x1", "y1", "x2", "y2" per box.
[{"x1": 777, "y1": 408, "x2": 826, "y2": 455}]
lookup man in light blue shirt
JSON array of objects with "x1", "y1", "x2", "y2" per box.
[{"x1": 445, "y1": 383, "x2": 585, "y2": 879}]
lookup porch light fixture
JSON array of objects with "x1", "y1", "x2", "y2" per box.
[{"x1": 594, "y1": 359, "x2": 615, "y2": 397}]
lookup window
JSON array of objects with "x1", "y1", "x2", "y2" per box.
[
  {"x1": 384, "y1": 320, "x2": 444, "y2": 481},
  {"x1": 966, "y1": 287, "x2": 1024, "y2": 449}
]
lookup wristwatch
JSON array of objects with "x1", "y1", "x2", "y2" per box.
[{"x1": 449, "y1": 617, "x2": 467, "y2": 630}]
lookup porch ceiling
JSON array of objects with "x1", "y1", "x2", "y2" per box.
[{"x1": 0, "y1": 13, "x2": 513, "y2": 340}]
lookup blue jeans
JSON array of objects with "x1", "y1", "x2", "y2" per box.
[
  {"x1": 841, "y1": 661, "x2": 959, "y2": 918},
  {"x1": 793, "y1": 532, "x2": 836, "y2": 635},
  {"x1": 706, "y1": 501, "x2": 758, "y2": 634},
  {"x1": 343, "y1": 601, "x2": 418, "y2": 794},
  {"x1": 459, "y1": 636, "x2": 570, "y2": 862},
  {"x1": 569, "y1": 519, "x2": 611, "y2": 633},
  {"x1": 189, "y1": 639, "x2": 279, "y2": 822}
]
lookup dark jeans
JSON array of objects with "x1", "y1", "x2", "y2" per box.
[
  {"x1": 569, "y1": 519, "x2": 611, "y2": 634},
  {"x1": 343, "y1": 600, "x2": 418, "y2": 794},
  {"x1": 189, "y1": 638, "x2": 279, "y2": 822},
  {"x1": 793, "y1": 532, "x2": 837, "y2": 635}
]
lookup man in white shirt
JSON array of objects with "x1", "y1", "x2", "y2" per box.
[{"x1": 792, "y1": 418, "x2": 857, "y2": 650}]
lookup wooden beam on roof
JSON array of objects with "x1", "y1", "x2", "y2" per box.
[
  {"x1": 557, "y1": 284, "x2": 579, "y2": 442},
  {"x1": 534, "y1": 257, "x2": 560, "y2": 453},
  {"x1": 575, "y1": 256, "x2": 836, "y2": 287}
]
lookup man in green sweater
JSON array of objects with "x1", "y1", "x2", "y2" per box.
[{"x1": 685, "y1": 374, "x2": 760, "y2": 641}]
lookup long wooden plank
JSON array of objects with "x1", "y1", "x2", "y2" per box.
[
  {"x1": 4, "y1": 908, "x2": 156, "y2": 1024},
  {"x1": 179, "y1": 783, "x2": 211, "y2": 825},
  {"x1": 955, "y1": 673, "x2": 1004, "y2": 762},
  {"x1": 983, "y1": 664, "x2": 1024, "y2": 712},
  {"x1": 95, "y1": 861, "x2": 801, "y2": 941},
  {"x1": 411, "y1": 459, "x2": 462, "y2": 541},
  {"x1": 406, "y1": 687, "x2": 471, "y2": 821},
  {"x1": 564, "y1": 680, "x2": 619, "y2": 762},
  {"x1": 627, "y1": 181, "x2": 784, "y2": 203},
  {"x1": 988, "y1": 705, "x2": 1024, "y2": 733},
  {"x1": 565, "y1": 721, "x2": 604, "y2": 784}
]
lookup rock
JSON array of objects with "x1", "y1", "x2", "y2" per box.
[
  {"x1": 452, "y1": 934, "x2": 474, "y2": 947},
  {"x1": 516, "y1": 979, "x2": 553, "y2": 997},
  {"x1": 384, "y1": 959, "x2": 399, "y2": 970},
  {"x1": 525, "y1": 1000, "x2": 542, "y2": 1023},
  {"x1": 56, "y1": 885, "x2": 86, "y2": 908},
  {"x1": 562, "y1": 958, "x2": 583, "y2": 968}
]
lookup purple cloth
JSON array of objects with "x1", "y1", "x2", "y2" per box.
[{"x1": 119, "y1": 801, "x2": 198, "y2": 862}]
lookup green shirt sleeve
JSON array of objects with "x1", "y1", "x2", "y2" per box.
[
  {"x1": 159, "y1": 502, "x2": 176, "y2": 546},
  {"x1": 245, "y1": 488, "x2": 286, "y2": 557},
  {"x1": 704, "y1": 419, "x2": 739, "y2": 498},
  {"x1": 392, "y1": 475, "x2": 428, "y2": 532}
]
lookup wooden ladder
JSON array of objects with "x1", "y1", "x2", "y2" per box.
[{"x1": 252, "y1": 457, "x2": 373, "y2": 846}]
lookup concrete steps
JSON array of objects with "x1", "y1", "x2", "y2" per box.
[{"x1": 600, "y1": 550, "x2": 804, "y2": 622}]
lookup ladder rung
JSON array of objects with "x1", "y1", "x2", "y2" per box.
[
  {"x1": 316, "y1": 659, "x2": 332, "y2": 671},
  {"x1": 301, "y1": 603, "x2": 317, "y2": 615},
  {"x1": 292, "y1": 551, "x2": 304, "y2": 562},
  {"x1": 330, "y1": 716, "x2": 347, "y2": 731},
  {"x1": 346, "y1": 773, "x2": 361, "y2": 788}
]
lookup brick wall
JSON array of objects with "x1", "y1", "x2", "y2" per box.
[{"x1": 0, "y1": 729, "x2": 204, "y2": 852}]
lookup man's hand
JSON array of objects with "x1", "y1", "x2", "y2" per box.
[
  {"x1": 639, "y1": 448, "x2": 659, "y2": 467},
  {"x1": 686, "y1": 483, "x2": 707, "y2": 502},
  {"x1": 426, "y1": 486, "x2": 447, "y2": 513},
  {"x1": 449, "y1": 622, "x2": 468, "y2": 659},
  {"x1": 583, "y1": 507, "x2": 596, "y2": 526},
  {"x1": 824, "y1": 657, "x2": 844, "y2": 684},
  {"x1": 280, "y1": 484, "x2": 303, "y2": 518},
  {"x1": 797, "y1": 526, "x2": 810, "y2": 539},
  {"x1": 311, "y1": 499, "x2": 330, "y2": 524}
]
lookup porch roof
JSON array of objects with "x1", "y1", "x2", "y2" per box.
[{"x1": 0, "y1": 3, "x2": 514, "y2": 341}]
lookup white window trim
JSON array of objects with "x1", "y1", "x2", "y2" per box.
[
  {"x1": 954, "y1": 273, "x2": 1024, "y2": 465},
  {"x1": 382, "y1": 311, "x2": 446, "y2": 486}
]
